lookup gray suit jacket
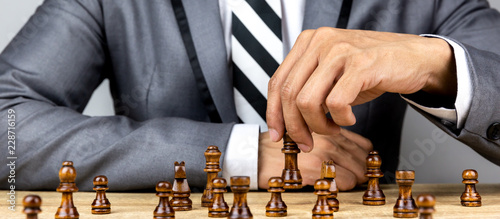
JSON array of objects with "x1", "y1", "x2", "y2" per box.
[{"x1": 1, "y1": 0, "x2": 499, "y2": 191}]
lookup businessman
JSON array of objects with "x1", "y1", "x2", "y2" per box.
[{"x1": 0, "y1": 0, "x2": 499, "y2": 191}]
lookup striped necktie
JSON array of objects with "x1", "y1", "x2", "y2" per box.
[{"x1": 231, "y1": 0, "x2": 282, "y2": 132}]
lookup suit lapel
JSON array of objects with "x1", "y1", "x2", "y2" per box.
[
  {"x1": 303, "y1": 0, "x2": 344, "y2": 29},
  {"x1": 181, "y1": 0, "x2": 238, "y2": 123}
]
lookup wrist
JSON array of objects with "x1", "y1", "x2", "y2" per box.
[{"x1": 421, "y1": 37, "x2": 457, "y2": 97}]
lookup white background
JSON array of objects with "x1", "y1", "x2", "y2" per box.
[{"x1": 1, "y1": 0, "x2": 500, "y2": 183}]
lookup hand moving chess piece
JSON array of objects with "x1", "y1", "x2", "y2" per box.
[
  {"x1": 91, "y1": 175, "x2": 111, "y2": 214},
  {"x1": 281, "y1": 133, "x2": 302, "y2": 189},
  {"x1": 321, "y1": 160, "x2": 339, "y2": 211},
  {"x1": 312, "y1": 179, "x2": 334, "y2": 219},
  {"x1": 154, "y1": 181, "x2": 175, "y2": 219},
  {"x1": 170, "y1": 161, "x2": 192, "y2": 211},
  {"x1": 23, "y1": 195, "x2": 41, "y2": 219},
  {"x1": 363, "y1": 151, "x2": 385, "y2": 205},
  {"x1": 266, "y1": 176, "x2": 287, "y2": 217},
  {"x1": 461, "y1": 169, "x2": 481, "y2": 207},
  {"x1": 202, "y1": 145, "x2": 222, "y2": 207},
  {"x1": 209, "y1": 177, "x2": 229, "y2": 217},
  {"x1": 229, "y1": 176, "x2": 252, "y2": 219},
  {"x1": 416, "y1": 194, "x2": 436, "y2": 219},
  {"x1": 55, "y1": 161, "x2": 79, "y2": 219},
  {"x1": 393, "y1": 170, "x2": 418, "y2": 218}
]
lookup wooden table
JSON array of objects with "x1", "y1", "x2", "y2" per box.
[{"x1": 2, "y1": 184, "x2": 499, "y2": 218}]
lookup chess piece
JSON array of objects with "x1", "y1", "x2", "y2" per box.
[
  {"x1": 266, "y1": 176, "x2": 287, "y2": 217},
  {"x1": 91, "y1": 175, "x2": 111, "y2": 214},
  {"x1": 170, "y1": 161, "x2": 192, "y2": 211},
  {"x1": 393, "y1": 170, "x2": 418, "y2": 218},
  {"x1": 154, "y1": 181, "x2": 175, "y2": 219},
  {"x1": 209, "y1": 177, "x2": 229, "y2": 217},
  {"x1": 416, "y1": 194, "x2": 436, "y2": 219},
  {"x1": 321, "y1": 160, "x2": 339, "y2": 211},
  {"x1": 281, "y1": 133, "x2": 302, "y2": 189},
  {"x1": 202, "y1": 145, "x2": 222, "y2": 207},
  {"x1": 23, "y1": 195, "x2": 41, "y2": 219},
  {"x1": 229, "y1": 176, "x2": 252, "y2": 219},
  {"x1": 461, "y1": 169, "x2": 481, "y2": 207},
  {"x1": 55, "y1": 161, "x2": 79, "y2": 219},
  {"x1": 312, "y1": 179, "x2": 334, "y2": 219},
  {"x1": 363, "y1": 151, "x2": 386, "y2": 205}
]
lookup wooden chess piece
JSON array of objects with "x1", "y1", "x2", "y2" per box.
[
  {"x1": 55, "y1": 161, "x2": 79, "y2": 219},
  {"x1": 416, "y1": 194, "x2": 436, "y2": 219},
  {"x1": 23, "y1": 194, "x2": 41, "y2": 219},
  {"x1": 363, "y1": 151, "x2": 386, "y2": 205},
  {"x1": 208, "y1": 177, "x2": 229, "y2": 217},
  {"x1": 281, "y1": 133, "x2": 302, "y2": 189},
  {"x1": 229, "y1": 176, "x2": 252, "y2": 219},
  {"x1": 91, "y1": 175, "x2": 111, "y2": 214},
  {"x1": 393, "y1": 170, "x2": 418, "y2": 218},
  {"x1": 170, "y1": 161, "x2": 192, "y2": 211},
  {"x1": 154, "y1": 181, "x2": 175, "y2": 219},
  {"x1": 202, "y1": 145, "x2": 222, "y2": 207},
  {"x1": 461, "y1": 169, "x2": 481, "y2": 207},
  {"x1": 321, "y1": 160, "x2": 339, "y2": 211},
  {"x1": 312, "y1": 179, "x2": 334, "y2": 219},
  {"x1": 266, "y1": 176, "x2": 287, "y2": 217}
]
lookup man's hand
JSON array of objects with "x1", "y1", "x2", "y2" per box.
[
  {"x1": 267, "y1": 28, "x2": 456, "y2": 152},
  {"x1": 258, "y1": 129, "x2": 373, "y2": 191}
]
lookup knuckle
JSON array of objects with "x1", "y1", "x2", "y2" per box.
[
  {"x1": 296, "y1": 93, "x2": 314, "y2": 111},
  {"x1": 268, "y1": 76, "x2": 280, "y2": 92},
  {"x1": 326, "y1": 96, "x2": 343, "y2": 110},
  {"x1": 280, "y1": 82, "x2": 296, "y2": 101}
]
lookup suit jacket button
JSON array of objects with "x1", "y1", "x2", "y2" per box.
[{"x1": 487, "y1": 123, "x2": 500, "y2": 140}]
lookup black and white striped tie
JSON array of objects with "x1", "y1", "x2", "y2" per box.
[{"x1": 231, "y1": 0, "x2": 282, "y2": 132}]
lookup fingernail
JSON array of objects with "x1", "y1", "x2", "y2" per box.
[
  {"x1": 297, "y1": 144, "x2": 311, "y2": 152},
  {"x1": 269, "y1": 129, "x2": 280, "y2": 142}
]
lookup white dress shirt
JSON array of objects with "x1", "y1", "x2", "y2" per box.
[{"x1": 220, "y1": 0, "x2": 472, "y2": 189}]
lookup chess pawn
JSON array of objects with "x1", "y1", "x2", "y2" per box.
[
  {"x1": 461, "y1": 169, "x2": 481, "y2": 207},
  {"x1": 416, "y1": 194, "x2": 436, "y2": 219},
  {"x1": 154, "y1": 181, "x2": 175, "y2": 219},
  {"x1": 266, "y1": 177, "x2": 287, "y2": 217},
  {"x1": 229, "y1": 176, "x2": 253, "y2": 219},
  {"x1": 312, "y1": 179, "x2": 334, "y2": 219},
  {"x1": 321, "y1": 160, "x2": 339, "y2": 211},
  {"x1": 170, "y1": 161, "x2": 192, "y2": 211},
  {"x1": 55, "y1": 161, "x2": 79, "y2": 219},
  {"x1": 281, "y1": 133, "x2": 303, "y2": 189},
  {"x1": 363, "y1": 151, "x2": 386, "y2": 205},
  {"x1": 393, "y1": 170, "x2": 418, "y2": 218},
  {"x1": 91, "y1": 175, "x2": 111, "y2": 214},
  {"x1": 202, "y1": 145, "x2": 222, "y2": 207},
  {"x1": 23, "y1": 195, "x2": 41, "y2": 219},
  {"x1": 208, "y1": 177, "x2": 229, "y2": 217}
]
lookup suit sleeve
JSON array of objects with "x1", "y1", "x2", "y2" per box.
[
  {"x1": 0, "y1": 0, "x2": 234, "y2": 191},
  {"x1": 421, "y1": 0, "x2": 500, "y2": 165}
]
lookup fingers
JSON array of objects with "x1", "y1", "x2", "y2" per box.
[
  {"x1": 267, "y1": 30, "x2": 315, "y2": 142},
  {"x1": 326, "y1": 67, "x2": 363, "y2": 126}
]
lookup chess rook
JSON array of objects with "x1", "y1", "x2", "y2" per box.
[
  {"x1": 393, "y1": 170, "x2": 418, "y2": 218},
  {"x1": 202, "y1": 145, "x2": 222, "y2": 207},
  {"x1": 229, "y1": 176, "x2": 253, "y2": 219},
  {"x1": 321, "y1": 160, "x2": 339, "y2": 211},
  {"x1": 312, "y1": 179, "x2": 334, "y2": 219},
  {"x1": 416, "y1": 194, "x2": 436, "y2": 219},
  {"x1": 363, "y1": 151, "x2": 386, "y2": 205},
  {"x1": 23, "y1": 195, "x2": 41, "y2": 219},
  {"x1": 266, "y1": 177, "x2": 287, "y2": 217},
  {"x1": 154, "y1": 181, "x2": 175, "y2": 219},
  {"x1": 461, "y1": 169, "x2": 481, "y2": 207},
  {"x1": 281, "y1": 133, "x2": 302, "y2": 189},
  {"x1": 170, "y1": 161, "x2": 192, "y2": 211},
  {"x1": 208, "y1": 177, "x2": 229, "y2": 217},
  {"x1": 91, "y1": 175, "x2": 111, "y2": 214},
  {"x1": 55, "y1": 161, "x2": 79, "y2": 219}
]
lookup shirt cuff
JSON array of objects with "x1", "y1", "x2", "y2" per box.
[
  {"x1": 222, "y1": 124, "x2": 260, "y2": 190},
  {"x1": 403, "y1": 34, "x2": 472, "y2": 128}
]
